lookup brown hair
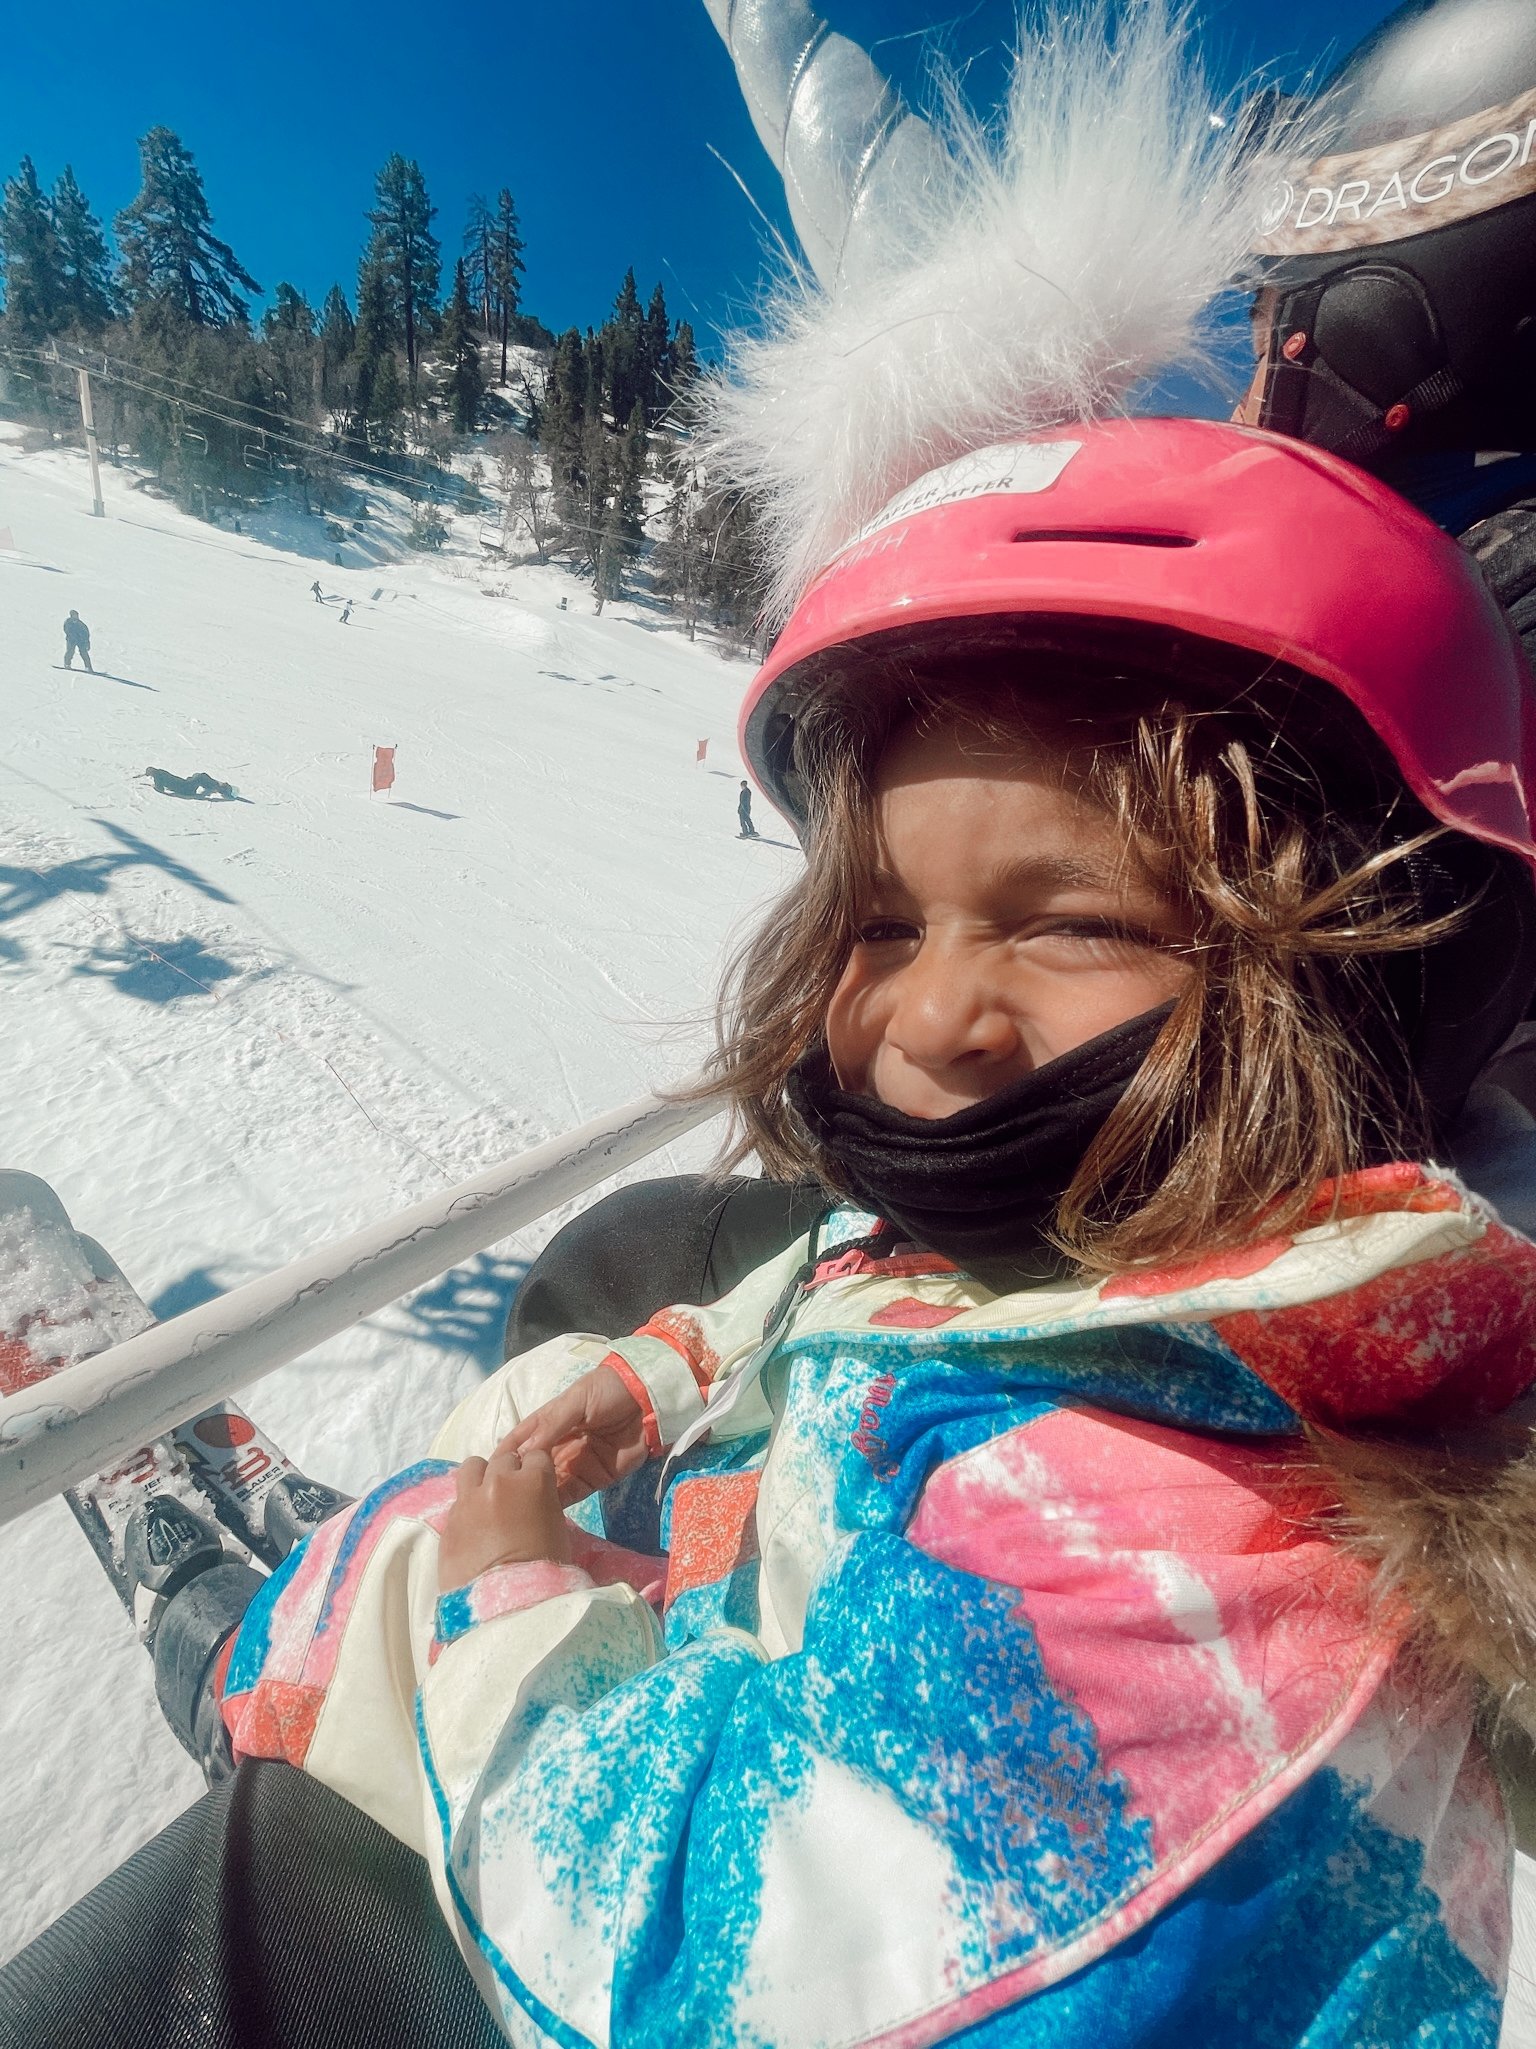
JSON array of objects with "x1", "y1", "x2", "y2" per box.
[
  {"x1": 691, "y1": 658, "x2": 1536, "y2": 1725},
  {"x1": 688, "y1": 658, "x2": 1459, "y2": 1274}
]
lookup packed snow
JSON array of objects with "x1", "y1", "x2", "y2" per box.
[
  {"x1": 0, "y1": 424, "x2": 794, "y2": 1957},
  {"x1": 1, "y1": 425, "x2": 1533, "y2": 2043}
]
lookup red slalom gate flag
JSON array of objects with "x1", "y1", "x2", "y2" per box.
[
  {"x1": 372, "y1": 745, "x2": 396, "y2": 794},
  {"x1": 696, "y1": 738, "x2": 708, "y2": 764}
]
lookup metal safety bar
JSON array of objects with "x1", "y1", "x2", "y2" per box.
[{"x1": 0, "y1": 1091, "x2": 718, "y2": 1529}]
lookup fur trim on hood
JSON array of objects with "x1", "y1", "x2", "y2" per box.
[
  {"x1": 1304, "y1": 1100, "x2": 1536, "y2": 1750},
  {"x1": 1312, "y1": 1414, "x2": 1536, "y2": 1741}
]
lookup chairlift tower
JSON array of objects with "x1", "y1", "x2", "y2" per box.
[{"x1": 75, "y1": 365, "x2": 105, "y2": 518}]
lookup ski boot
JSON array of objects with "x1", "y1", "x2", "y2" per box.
[
  {"x1": 264, "y1": 1472, "x2": 355, "y2": 1560},
  {"x1": 120, "y1": 1492, "x2": 264, "y2": 1781}
]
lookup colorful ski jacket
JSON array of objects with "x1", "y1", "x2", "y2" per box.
[{"x1": 224, "y1": 1163, "x2": 1536, "y2": 2048}]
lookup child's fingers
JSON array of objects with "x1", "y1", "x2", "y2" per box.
[
  {"x1": 504, "y1": 1387, "x2": 585, "y2": 1455},
  {"x1": 454, "y1": 1455, "x2": 488, "y2": 1496},
  {"x1": 552, "y1": 1436, "x2": 645, "y2": 1505},
  {"x1": 484, "y1": 1440, "x2": 525, "y2": 1483}
]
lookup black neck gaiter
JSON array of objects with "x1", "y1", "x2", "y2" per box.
[{"x1": 786, "y1": 1004, "x2": 1173, "y2": 1280}]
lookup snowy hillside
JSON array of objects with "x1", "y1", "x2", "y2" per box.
[{"x1": 0, "y1": 424, "x2": 795, "y2": 1957}]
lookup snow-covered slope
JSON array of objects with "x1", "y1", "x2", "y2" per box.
[{"x1": 0, "y1": 426, "x2": 795, "y2": 1957}]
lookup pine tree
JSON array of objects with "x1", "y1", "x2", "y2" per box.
[
  {"x1": 704, "y1": 490, "x2": 767, "y2": 645},
  {"x1": 362, "y1": 155, "x2": 440, "y2": 390},
  {"x1": 439, "y1": 258, "x2": 483, "y2": 433},
  {"x1": 489, "y1": 188, "x2": 524, "y2": 386},
  {"x1": 115, "y1": 127, "x2": 260, "y2": 325},
  {"x1": 463, "y1": 194, "x2": 493, "y2": 332},
  {"x1": 668, "y1": 321, "x2": 699, "y2": 410},
  {"x1": 319, "y1": 282, "x2": 354, "y2": 413},
  {"x1": 537, "y1": 327, "x2": 585, "y2": 513},
  {"x1": 613, "y1": 268, "x2": 642, "y2": 329},
  {"x1": 591, "y1": 447, "x2": 624, "y2": 613},
  {"x1": 50, "y1": 167, "x2": 114, "y2": 331},
  {"x1": 655, "y1": 447, "x2": 707, "y2": 640},
  {"x1": 370, "y1": 349, "x2": 405, "y2": 447},
  {"x1": 264, "y1": 282, "x2": 314, "y2": 337},
  {"x1": 321, "y1": 284, "x2": 354, "y2": 356},
  {"x1": 618, "y1": 397, "x2": 649, "y2": 534},
  {"x1": 349, "y1": 258, "x2": 393, "y2": 438},
  {"x1": 319, "y1": 283, "x2": 354, "y2": 411},
  {"x1": 585, "y1": 330, "x2": 606, "y2": 420},
  {"x1": 0, "y1": 157, "x2": 64, "y2": 343},
  {"x1": 641, "y1": 281, "x2": 669, "y2": 422},
  {"x1": 593, "y1": 399, "x2": 649, "y2": 612},
  {"x1": 604, "y1": 266, "x2": 644, "y2": 422}
]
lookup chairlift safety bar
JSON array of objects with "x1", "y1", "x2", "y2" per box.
[{"x1": 0, "y1": 1090, "x2": 717, "y2": 1528}]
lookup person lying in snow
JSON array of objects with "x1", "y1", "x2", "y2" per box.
[
  {"x1": 213, "y1": 413, "x2": 1536, "y2": 2047},
  {"x1": 141, "y1": 766, "x2": 237, "y2": 800}
]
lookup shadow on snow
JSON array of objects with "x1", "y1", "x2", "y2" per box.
[
  {"x1": 400, "y1": 1250, "x2": 529, "y2": 1373},
  {"x1": 148, "y1": 1266, "x2": 228, "y2": 1320},
  {"x1": 71, "y1": 931, "x2": 241, "y2": 1004},
  {"x1": 0, "y1": 818, "x2": 236, "y2": 930},
  {"x1": 147, "y1": 1250, "x2": 529, "y2": 1378}
]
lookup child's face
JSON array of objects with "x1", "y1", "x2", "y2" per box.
[{"x1": 825, "y1": 718, "x2": 1195, "y2": 1119}]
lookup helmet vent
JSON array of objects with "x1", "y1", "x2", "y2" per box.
[{"x1": 1011, "y1": 529, "x2": 1198, "y2": 548}]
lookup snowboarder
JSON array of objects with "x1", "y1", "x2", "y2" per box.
[
  {"x1": 736, "y1": 780, "x2": 757, "y2": 838},
  {"x1": 310, "y1": 579, "x2": 324, "y2": 603},
  {"x1": 61, "y1": 609, "x2": 93, "y2": 671},
  {"x1": 339, "y1": 602, "x2": 352, "y2": 626},
  {"x1": 141, "y1": 766, "x2": 236, "y2": 801}
]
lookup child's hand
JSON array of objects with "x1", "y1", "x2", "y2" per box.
[
  {"x1": 504, "y1": 1364, "x2": 650, "y2": 1504},
  {"x1": 438, "y1": 1444, "x2": 572, "y2": 1593}
]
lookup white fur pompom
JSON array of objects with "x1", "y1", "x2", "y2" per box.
[{"x1": 698, "y1": 3, "x2": 1278, "y2": 626}]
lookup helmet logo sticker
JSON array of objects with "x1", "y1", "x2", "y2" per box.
[
  {"x1": 1257, "y1": 83, "x2": 1536, "y2": 257},
  {"x1": 838, "y1": 440, "x2": 1083, "y2": 558}
]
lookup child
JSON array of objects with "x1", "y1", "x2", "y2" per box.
[
  {"x1": 193, "y1": 13, "x2": 1536, "y2": 2039},
  {"x1": 217, "y1": 411, "x2": 1536, "y2": 2046}
]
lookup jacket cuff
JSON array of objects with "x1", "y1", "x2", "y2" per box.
[
  {"x1": 602, "y1": 1336, "x2": 707, "y2": 1454},
  {"x1": 433, "y1": 1559, "x2": 595, "y2": 1653}
]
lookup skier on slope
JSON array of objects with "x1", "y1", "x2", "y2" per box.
[
  {"x1": 61, "y1": 610, "x2": 92, "y2": 672},
  {"x1": 736, "y1": 779, "x2": 757, "y2": 837},
  {"x1": 310, "y1": 579, "x2": 324, "y2": 603}
]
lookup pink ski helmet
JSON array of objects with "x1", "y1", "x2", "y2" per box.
[{"x1": 740, "y1": 416, "x2": 1536, "y2": 880}]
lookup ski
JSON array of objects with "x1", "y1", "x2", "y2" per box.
[
  {"x1": 171, "y1": 1403, "x2": 352, "y2": 1570},
  {"x1": 0, "y1": 1172, "x2": 349, "y2": 1627}
]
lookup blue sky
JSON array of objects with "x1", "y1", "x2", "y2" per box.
[{"x1": 1, "y1": 1, "x2": 1400, "y2": 343}]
